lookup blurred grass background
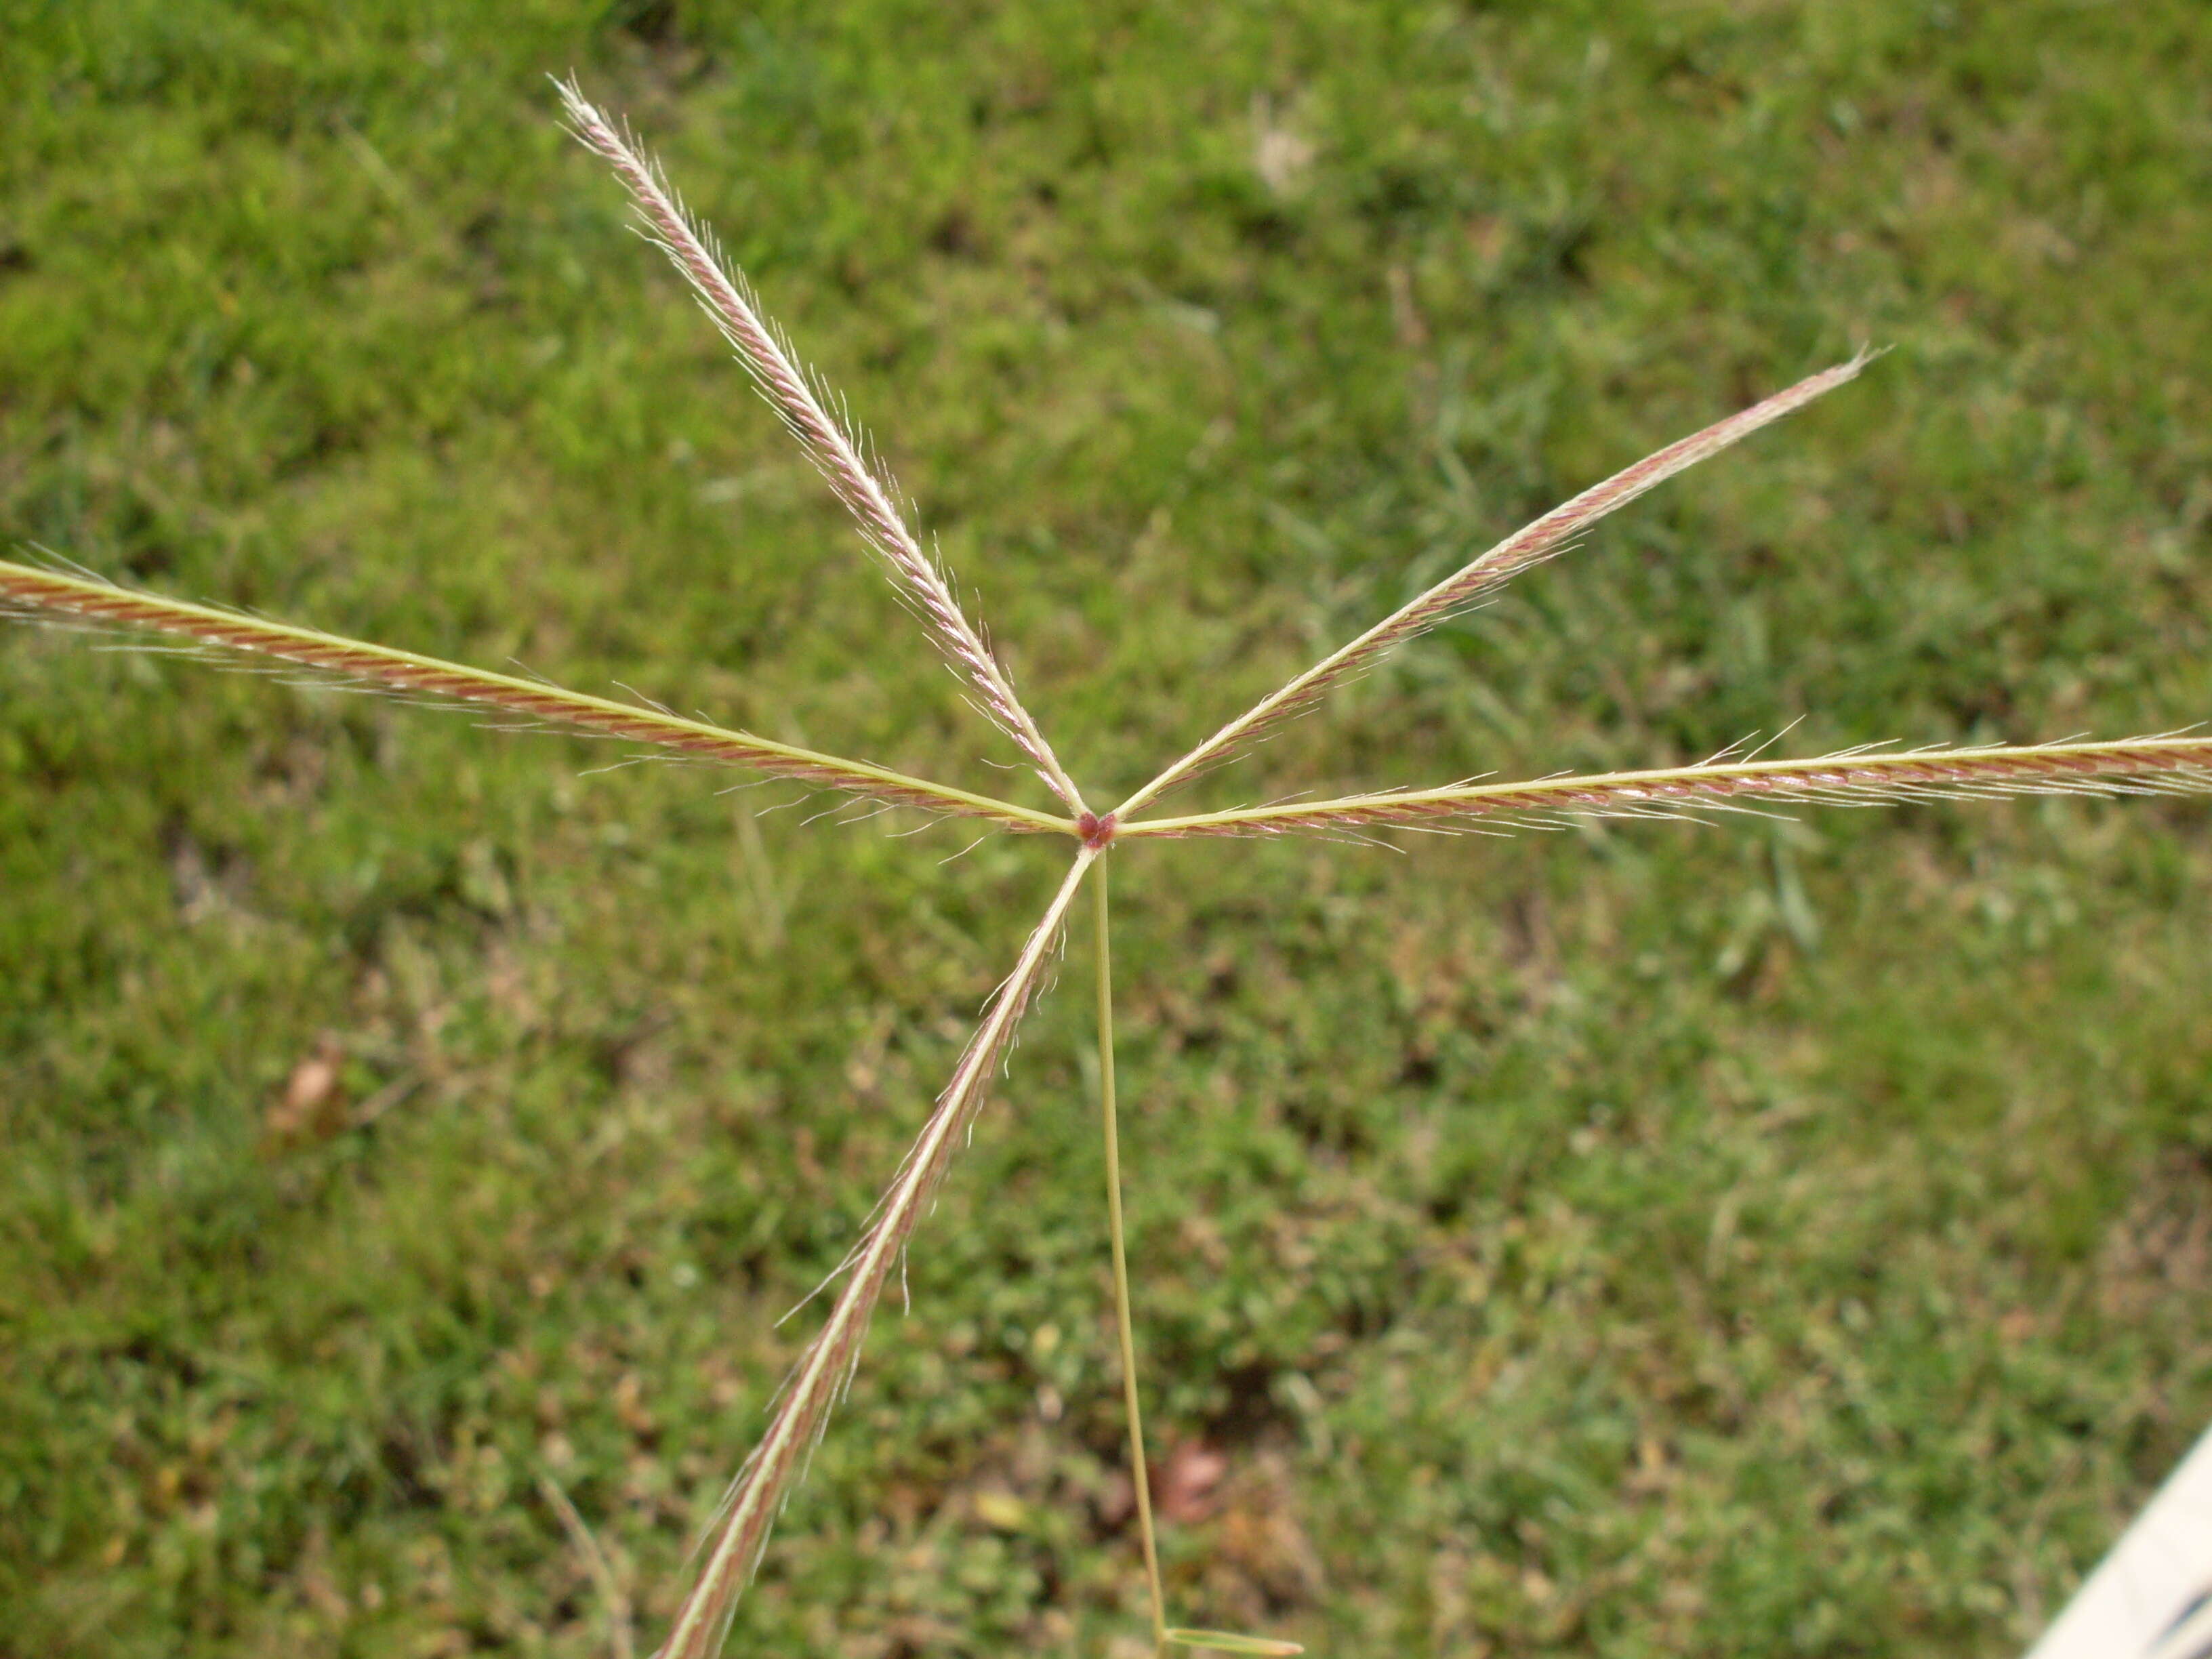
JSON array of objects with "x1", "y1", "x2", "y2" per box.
[{"x1": 4, "y1": 2, "x2": 2211, "y2": 1654}]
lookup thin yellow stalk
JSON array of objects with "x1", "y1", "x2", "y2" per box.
[
  {"x1": 1115, "y1": 353, "x2": 1870, "y2": 820},
  {"x1": 0, "y1": 558, "x2": 1071, "y2": 836},
  {"x1": 1113, "y1": 736, "x2": 2212, "y2": 839},
  {"x1": 1095, "y1": 857, "x2": 1168, "y2": 1652}
]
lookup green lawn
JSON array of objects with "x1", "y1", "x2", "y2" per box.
[{"x1": 5, "y1": 3, "x2": 2212, "y2": 1654}]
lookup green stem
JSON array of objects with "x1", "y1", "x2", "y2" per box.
[{"x1": 1095, "y1": 857, "x2": 1167, "y2": 1652}]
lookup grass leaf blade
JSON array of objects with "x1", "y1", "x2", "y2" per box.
[{"x1": 1164, "y1": 1628, "x2": 1306, "y2": 1655}]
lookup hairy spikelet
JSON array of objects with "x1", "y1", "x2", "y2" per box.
[
  {"x1": 1114, "y1": 737, "x2": 2212, "y2": 839},
  {"x1": 0, "y1": 558, "x2": 1064, "y2": 834},
  {"x1": 656, "y1": 853, "x2": 1096, "y2": 1659},
  {"x1": 1116, "y1": 354, "x2": 1872, "y2": 818},
  {"x1": 556, "y1": 80, "x2": 1088, "y2": 817}
]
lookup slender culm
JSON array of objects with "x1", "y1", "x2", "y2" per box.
[{"x1": 1094, "y1": 858, "x2": 1169, "y2": 1651}]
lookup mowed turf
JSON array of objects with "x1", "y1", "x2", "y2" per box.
[{"x1": 4, "y1": 3, "x2": 2211, "y2": 1654}]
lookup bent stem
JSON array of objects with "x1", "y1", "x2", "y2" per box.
[{"x1": 1096, "y1": 856, "x2": 1168, "y2": 1653}]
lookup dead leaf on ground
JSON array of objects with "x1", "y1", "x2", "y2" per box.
[
  {"x1": 1155, "y1": 1440, "x2": 1230, "y2": 1525},
  {"x1": 266, "y1": 1033, "x2": 348, "y2": 1144}
]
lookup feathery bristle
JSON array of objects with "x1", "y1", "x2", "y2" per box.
[
  {"x1": 1114, "y1": 736, "x2": 2212, "y2": 839},
  {"x1": 1115, "y1": 353, "x2": 1872, "y2": 819},
  {"x1": 0, "y1": 557, "x2": 1066, "y2": 836},
  {"x1": 656, "y1": 851, "x2": 1097, "y2": 1659},
  {"x1": 555, "y1": 79, "x2": 1088, "y2": 817}
]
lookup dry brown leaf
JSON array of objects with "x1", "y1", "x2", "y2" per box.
[{"x1": 266, "y1": 1033, "x2": 348, "y2": 1144}]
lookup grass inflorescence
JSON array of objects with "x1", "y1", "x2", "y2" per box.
[{"x1": 6, "y1": 7, "x2": 2212, "y2": 1656}]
